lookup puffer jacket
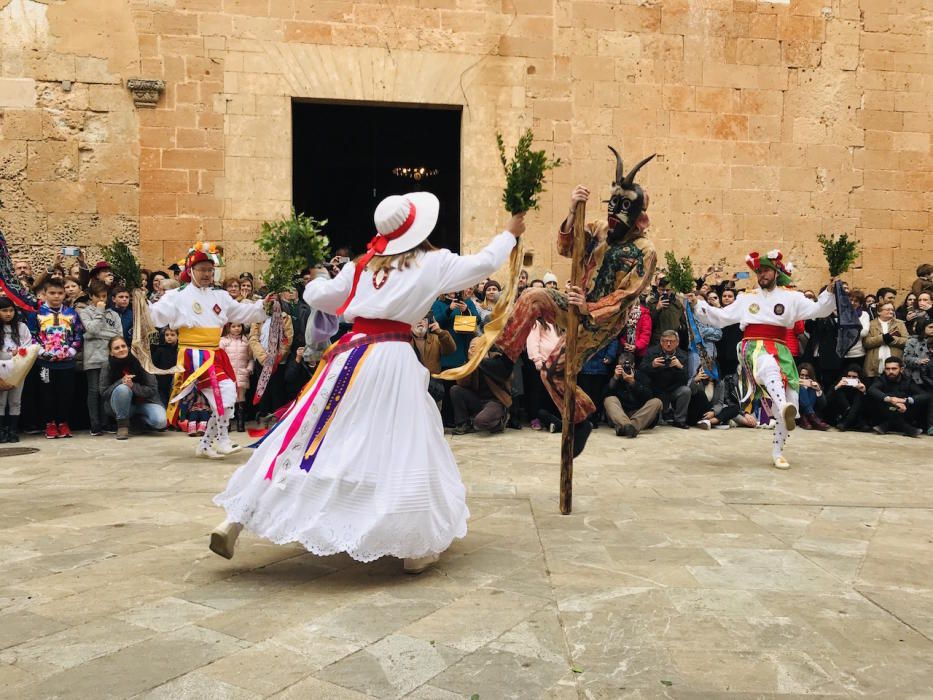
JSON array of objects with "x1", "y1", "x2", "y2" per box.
[
  {"x1": 78, "y1": 305, "x2": 122, "y2": 370},
  {"x1": 219, "y1": 335, "x2": 252, "y2": 388}
]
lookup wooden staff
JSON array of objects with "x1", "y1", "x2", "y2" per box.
[{"x1": 559, "y1": 199, "x2": 586, "y2": 515}]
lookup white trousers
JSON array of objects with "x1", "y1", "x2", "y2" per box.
[
  {"x1": 198, "y1": 378, "x2": 237, "y2": 451},
  {"x1": 752, "y1": 353, "x2": 798, "y2": 459}
]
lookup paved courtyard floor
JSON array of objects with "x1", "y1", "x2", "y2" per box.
[{"x1": 0, "y1": 425, "x2": 931, "y2": 699}]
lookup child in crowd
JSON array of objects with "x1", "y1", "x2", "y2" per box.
[
  {"x1": 183, "y1": 391, "x2": 211, "y2": 437},
  {"x1": 219, "y1": 322, "x2": 252, "y2": 432},
  {"x1": 110, "y1": 285, "x2": 133, "y2": 343},
  {"x1": 0, "y1": 297, "x2": 36, "y2": 443},
  {"x1": 151, "y1": 327, "x2": 179, "y2": 408},
  {"x1": 78, "y1": 281, "x2": 122, "y2": 435},
  {"x1": 36, "y1": 278, "x2": 83, "y2": 438}
]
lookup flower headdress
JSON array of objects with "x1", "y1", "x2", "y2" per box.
[
  {"x1": 746, "y1": 250, "x2": 792, "y2": 286},
  {"x1": 179, "y1": 241, "x2": 224, "y2": 283}
]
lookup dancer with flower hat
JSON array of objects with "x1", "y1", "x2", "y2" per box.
[
  {"x1": 211, "y1": 193, "x2": 525, "y2": 573},
  {"x1": 690, "y1": 250, "x2": 837, "y2": 469},
  {"x1": 149, "y1": 242, "x2": 268, "y2": 459}
]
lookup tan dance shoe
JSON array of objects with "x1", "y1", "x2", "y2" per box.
[
  {"x1": 209, "y1": 521, "x2": 243, "y2": 559},
  {"x1": 403, "y1": 553, "x2": 440, "y2": 574}
]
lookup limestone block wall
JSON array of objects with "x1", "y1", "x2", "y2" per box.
[
  {"x1": 0, "y1": 0, "x2": 142, "y2": 271},
  {"x1": 1, "y1": 0, "x2": 930, "y2": 294}
]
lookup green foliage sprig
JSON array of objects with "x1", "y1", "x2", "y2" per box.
[
  {"x1": 256, "y1": 210, "x2": 330, "y2": 293},
  {"x1": 663, "y1": 251, "x2": 696, "y2": 294},
  {"x1": 496, "y1": 129, "x2": 562, "y2": 215},
  {"x1": 817, "y1": 233, "x2": 860, "y2": 277},
  {"x1": 100, "y1": 239, "x2": 142, "y2": 290}
]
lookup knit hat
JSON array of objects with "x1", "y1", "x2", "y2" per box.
[{"x1": 542, "y1": 272, "x2": 558, "y2": 285}]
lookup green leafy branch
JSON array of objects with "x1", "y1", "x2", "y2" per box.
[
  {"x1": 663, "y1": 251, "x2": 696, "y2": 294},
  {"x1": 100, "y1": 239, "x2": 142, "y2": 290},
  {"x1": 817, "y1": 233, "x2": 860, "y2": 277},
  {"x1": 497, "y1": 129, "x2": 562, "y2": 215},
  {"x1": 256, "y1": 210, "x2": 330, "y2": 293}
]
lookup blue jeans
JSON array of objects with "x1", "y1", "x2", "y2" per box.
[
  {"x1": 109, "y1": 385, "x2": 167, "y2": 430},
  {"x1": 798, "y1": 386, "x2": 818, "y2": 415}
]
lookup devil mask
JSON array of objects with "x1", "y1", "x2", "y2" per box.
[{"x1": 606, "y1": 147, "x2": 655, "y2": 241}]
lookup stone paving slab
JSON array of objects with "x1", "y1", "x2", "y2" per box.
[{"x1": 0, "y1": 425, "x2": 931, "y2": 698}]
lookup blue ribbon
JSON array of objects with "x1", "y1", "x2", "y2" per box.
[{"x1": 686, "y1": 302, "x2": 719, "y2": 381}]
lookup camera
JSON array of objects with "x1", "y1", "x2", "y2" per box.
[
  {"x1": 61, "y1": 246, "x2": 81, "y2": 257},
  {"x1": 622, "y1": 361, "x2": 633, "y2": 373},
  {"x1": 662, "y1": 354, "x2": 673, "y2": 365}
]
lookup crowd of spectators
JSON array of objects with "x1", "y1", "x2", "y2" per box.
[{"x1": 2, "y1": 252, "x2": 931, "y2": 445}]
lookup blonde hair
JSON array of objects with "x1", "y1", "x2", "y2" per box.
[{"x1": 366, "y1": 240, "x2": 436, "y2": 274}]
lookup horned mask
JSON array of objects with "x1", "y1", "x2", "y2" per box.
[{"x1": 606, "y1": 147, "x2": 655, "y2": 240}]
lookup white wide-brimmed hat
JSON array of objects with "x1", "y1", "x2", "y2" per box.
[
  {"x1": 373, "y1": 192, "x2": 439, "y2": 256},
  {"x1": 335, "y1": 192, "x2": 441, "y2": 315}
]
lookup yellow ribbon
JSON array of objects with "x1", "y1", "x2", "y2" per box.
[{"x1": 434, "y1": 239, "x2": 524, "y2": 381}]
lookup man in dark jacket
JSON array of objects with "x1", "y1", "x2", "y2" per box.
[
  {"x1": 450, "y1": 338, "x2": 513, "y2": 435},
  {"x1": 641, "y1": 330, "x2": 691, "y2": 428},
  {"x1": 649, "y1": 277, "x2": 684, "y2": 345},
  {"x1": 603, "y1": 359, "x2": 661, "y2": 437},
  {"x1": 867, "y1": 357, "x2": 927, "y2": 437}
]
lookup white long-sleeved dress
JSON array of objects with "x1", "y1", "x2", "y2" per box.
[{"x1": 214, "y1": 231, "x2": 517, "y2": 561}]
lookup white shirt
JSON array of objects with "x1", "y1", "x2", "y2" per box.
[
  {"x1": 149, "y1": 283, "x2": 267, "y2": 329},
  {"x1": 304, "y1": 232, "x2": 516, "y2": 325},
  {"x1": 694, "y1": 286, "x2": 836, "y2": 330}
]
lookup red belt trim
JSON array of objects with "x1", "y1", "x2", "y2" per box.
[
  {"x1": 743, "y1": 323, "x2": 787, "y2": 343},
  {"x1": 352, "y1": 318, "x2": 412, "y2": 335},
  {"x1": 323, "y1": 332, "x2": 410, "y2": 360}
]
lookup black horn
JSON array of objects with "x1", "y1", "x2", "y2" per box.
[
  {"x1": 608, "y1": 146, "x2": 624, "y2": 185},
  {"x1": 622, "y1": 153, "x2": 656, "y2": 188}
]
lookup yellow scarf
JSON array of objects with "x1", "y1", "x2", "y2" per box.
[{"x1": 434, "y1": 239, "x2": 524, "y2": 381}]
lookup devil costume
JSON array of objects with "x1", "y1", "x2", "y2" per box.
[
  {"x1": 497, "y1": 148, "x2": 657, "y2": 427},
  {"x1": 693, "y1": 251, "x2": 835, "y2": 469},
  {"x1": 212, "y1": 193, "x2": 517, "y2": 569}
]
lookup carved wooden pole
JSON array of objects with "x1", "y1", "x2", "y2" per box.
[{"x1": 559, "y1": 199, "x2": 586, "y2": 515}]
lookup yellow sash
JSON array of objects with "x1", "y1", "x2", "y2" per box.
[
  {"x1": 166, "y1": 327, "x2": 224, "y2": 424},
  {"x1": 178, "y1": 327, "x2": 222, "y2": 349}
]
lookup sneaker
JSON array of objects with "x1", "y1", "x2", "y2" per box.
[
  {"x1": 57, "y1": 423, "x2": 72, "y2": 438},
  {"x1": 548, "y1": 422, "x2": 559, "y2": 433},
  {"x1": 872, "y1": 424, "x2": 887, "y2": 436},
  {"x1": 452, "y1": 423, "x2": 475, "y2": 436},
  {"x1": 696, "y1": 419, "x2": 712, "y2": 430},
  {"x1": 905, "y1": 427, "x2": 922, "y2": 438},
  {"x1": 928, "y1": 427, "x2": 933, "y2": 437},
  {"x1": 45, "y1": 422, "x2": 59, "y2": 439},
  {"x1": 89, "y1": 429, "x2": 104, "y2": 437},
  {"x1": 531, "y1": 419, "x2": 542, "y2": 431},
  {"x1": 672, "y1": 421, "x2": 690, "y2": 430},
  {"x1": 615, "y1": 424, "x2": 637, "y2": 438}
]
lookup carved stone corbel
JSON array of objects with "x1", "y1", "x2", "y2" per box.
[{"x1": 126, "y1": 79, "x2": 165, "y2": 108}]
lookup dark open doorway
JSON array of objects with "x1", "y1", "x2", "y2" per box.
[{"x1": 292, "y1": 100, "x2": 462, "y2": 256}]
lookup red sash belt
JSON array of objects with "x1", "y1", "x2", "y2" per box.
[
  {"x1": 352, "y1": 318, "x2": 412, "y2": 336},
  {"x1": 743, "y1": 323, "x2": 787, "y2": 343},
  {"x1": 321, "y1": 318, "x2": 412, "y2": 361}
]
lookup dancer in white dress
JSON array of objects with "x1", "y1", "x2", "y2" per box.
[{"x1": 212, "y1": 193, "x2": 525, "y2": 572}]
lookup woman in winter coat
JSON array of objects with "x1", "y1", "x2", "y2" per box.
[
  {"x1": 100, "y1": 336, "x2": 166, "y2": 440},
  {"x1": 862, "y1": 302, "x2": 909, "y2": 378}
]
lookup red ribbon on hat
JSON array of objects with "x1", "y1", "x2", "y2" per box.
[{"x1": 335, "y1": 200, "x2": 417, "y2": 316}]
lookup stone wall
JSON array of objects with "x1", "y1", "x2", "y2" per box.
[{"x1": 1, "y1": 0, "x2": 929, "y2": 293}]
